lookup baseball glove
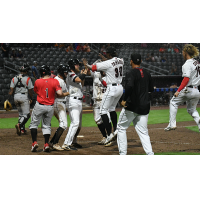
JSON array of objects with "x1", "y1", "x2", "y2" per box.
[{"x1": 4, "y1": 100, "x2": 12, "y2": 111}]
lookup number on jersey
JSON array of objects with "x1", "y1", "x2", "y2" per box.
[
  {"x1": 115, "y1": 66, "x2": 123, "y2": 78},
  {"x1": 45, "y1": 88, "x2": 49, "y2": 98},
  {"x1": 195, "y1": 66, "x2": 200, "y2": 77}
]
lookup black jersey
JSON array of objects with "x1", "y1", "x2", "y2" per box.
[{"x1": 123, "y1": 67, "x2": 154, "y2": 115}]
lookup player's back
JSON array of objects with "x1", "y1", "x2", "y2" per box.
[
  {"x1": 183, "y1": 58, "x2": 200, "y2": 87},
  {"x1": 34, "y1": 78, "x2": 61, "y2": 105},
  {"x1": 96, "y1": 57, "x2": 124, "y2": 85}
]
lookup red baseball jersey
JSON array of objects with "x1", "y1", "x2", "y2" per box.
[{"x1": 34, "y1": 78, "x2": 62, "y2": 105}]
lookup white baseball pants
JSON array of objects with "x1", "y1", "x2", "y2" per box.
[
  {"x1": 54, "y1": 99, "x2": 68, "y2": 130},
  {"x1": 100, "y1": 84, "x2": 123, "y2": 115},
  {"x1": 168, "y1": 87, "x2": 200, "y2": 130},
  {"x1": 29, "y1": 101, "x2": 54, "y2": 135},
  {"x1": 116, "y1": 108, "x2": 154, "y2": 155},
  {"x1": 64, "y1": 98, "x2": 82, "y2": 145}
]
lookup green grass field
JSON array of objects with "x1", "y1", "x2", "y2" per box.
[{"x1": 1, "y1": 107, "x2": 200, "y2": 129}]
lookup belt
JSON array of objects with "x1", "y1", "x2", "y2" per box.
[
  {"x1": 188, "y1": 85, "x2": 197, "y2": 89},
  {"x1": 112, "y1": 83, "x2": 117, "y2": 86},
  {"x1": 39, "y1": 103, "x2": 54, "y2": 106},
  {"x1": 95, "y1": 99, "x2": 102, "y2": 101},
  {"x1": 73, "y1": 97, "x2": 82, "y2": 100}
]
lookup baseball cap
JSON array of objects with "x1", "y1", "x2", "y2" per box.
[
  {"x1": 131, "y1": 53, "x2": 142, "y2": 65},
  {"x1": 51, "y1": 71, "x2": 54, "y2": 73}
]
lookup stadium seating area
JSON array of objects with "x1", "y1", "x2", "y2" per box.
[{"x1": 0, "y1": 43, "x2": 199, "y2": 110}]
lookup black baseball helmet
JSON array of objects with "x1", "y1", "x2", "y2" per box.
[
  {"x1": 19, "y1": 63, "x2": 30, "y2": 72},
  {"x1": 57, "y1": 64, "x2": 69, "y2": 78},
  {"x1": 74, "y1": 58, "x2": 80, "y2": 65},
  {"x1": 68, "y1": 59, "x2": 76, "y2": 71},
  {"x1": 39, "y1": 65, "x2": 51, "y2": 77}
]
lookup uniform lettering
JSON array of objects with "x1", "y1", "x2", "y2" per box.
[
  {"x1": 195, "y1": 65, "x2": 200, "y2": 77},
  {"x1": 111, "y1": 59, "x2": 123, "y2": 67}
]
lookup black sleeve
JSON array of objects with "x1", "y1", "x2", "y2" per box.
[
  {"x1": 148, "y1": 73, "x2": 154, "y2": 92},
  {"x1": 123, "y1": 70, "x2": 135, "y2": 101}
]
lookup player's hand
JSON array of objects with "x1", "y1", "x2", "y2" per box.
[
  {"x1": 63, "y1": 92, "x2": 70, "y2": 96},
  {"x1": 82, "y1": 58, "x2": 88, "y2": 66},
  {"x1": 99, "y1": 53, "x2": 107, "y2": 61},
  {"x1": 174, "y1": 91, "x2": 179, "y2": 97},
  {"x1": 121, "y1": 100, "x2": 127, "y2": 108}
]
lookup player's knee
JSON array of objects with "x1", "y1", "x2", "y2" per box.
[
  {"x1": 187, "y1": 109, "x2": 194, "y2": 115},
  {"x1": 71, "y1": 121, "x2": 79, "y2": 128}
]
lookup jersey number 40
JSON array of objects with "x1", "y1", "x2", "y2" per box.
[{"x1": 115, "y1": 66, "x2": 123, "y2": 78}]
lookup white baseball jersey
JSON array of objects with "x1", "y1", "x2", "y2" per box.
[
  {"x1": 54, "y1": 76, "x2": 68, "y2": 101},
  {"x1": 96, "y1": 57, "x2": 124, "y2": 85},
  {"x1": 66, "y1": 71, "x2": 83, "y2": 98},
  {"x1": 182, "y1": 58, "x2": 200, "y2": 87},
  {"x1": 10, "y1": 74, "x2": 33, "y2": 94},
  {"x1": 90, "y1": 71, "x2": 106, "y2": 100}
]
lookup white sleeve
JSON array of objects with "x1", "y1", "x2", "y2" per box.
[
  {"x1": 96, "y1": 60, "x2": 110, "y2": 71},
  {"x1": 69, "y1": 72, "x2": 77, "y2": 82},
  {"x1": 182, "y1": 62, "x2": 191, "y2": 78}
]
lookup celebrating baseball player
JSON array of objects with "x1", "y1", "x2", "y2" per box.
[
  {"x1": 62, "y1": 59, "x2": 88, "y2": 150},
  {"x1": 87, "y1": 59, "x2": 110, "y2": 145},
  {"x1": 83, "y1": 47, "x2": 124, "y2": 145},
  {"x1": 8, "y1": 63, "x2": 33, "y2": 135},
  {"x1": 29, "y1": 65, "x2": 69, "y2": 152},
  {"x1": 165, "y1": 44, "x2": 200, "y2": 131},
  {"x1": 116, "y1": 53, "x2": 154, "y2": 155},
  {"x1": 49, "y1": 64, "x2": 70, "y2": 151}
]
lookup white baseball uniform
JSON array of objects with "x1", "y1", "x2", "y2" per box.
[
  {"x1": 90, "y1": 71, "x2": 107, "y2": 125},
  {"x1": 95, "y1": 57, "x2": 124, "y2": 115},
  {"x1": 167, "y1": 58, "x2": 200, "y2": 130},
  {"x1": 54, "y1": 76, "x2": 68, "y2": 130},
  {"x1": 63, "y1": 71, "x2": 83, "y2": 145}
]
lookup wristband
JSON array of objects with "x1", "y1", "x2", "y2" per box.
[{"x1": 79, "y1": 73, "x2": 86, "y2": 81}]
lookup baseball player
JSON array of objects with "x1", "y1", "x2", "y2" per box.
[
  {"x1": 165, "y1": 44, "x2": 200, "y2": 131},
  {"x1": 8, "y1": 63, "x2": 33, "y2": 135},
  {"x1": 29, "y1": 65, "x2": 69, "y2": 152},
  {"x1": 83, "y1": 47, "x2": 124, "y2": 145},
  {"x1": 62, "y1": 59, "x2": 88, "y2": 151},
  {"x1": 87, "y1": 59, "x2": 109, "y2": 145},
  {"x1": 49, "y1": 64, "x2": 70, "y2": 151},
  {"x1": 115, "y1": 53, "x2": 154, "y2": 155}
]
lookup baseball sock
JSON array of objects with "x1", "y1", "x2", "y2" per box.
[
  {"x1": 110, "y1": 111, "x2": 117, "y2": 132},
  {"x1": 44, "y1": 134, "x2": 50, "y2": 144},
  {"x1": 54, "y1": 127, "x2": 65, "y2": 144},
  {"x1": 101, "y1": 114, "x2": 112, "y2": 136},
  {"x1": 97, "y1": 123, "x2": 107, "y2": 138},
  {"x1": 30, "y1": 129, "x2": 37, "y2": 143}
]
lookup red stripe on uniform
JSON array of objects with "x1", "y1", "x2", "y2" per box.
[
  {"x1": 26, "y1": 77, "x2": 31, "y2": 86},
  {"x1": 70, "y1": 74, "x2": 75, "y2": 77},
  {"x1": 12, "y1": 78, "x2": 14, "y2": 83}
]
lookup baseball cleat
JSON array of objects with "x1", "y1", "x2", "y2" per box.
[
  {"x1": 21, "y1": 130, "x2": 27, "y2": 134},
  {"x1": 104, "y1": 141, "x2": 113, "y2": 147},
  {"x1": 72, "y1": 143, "x2": 82, "y2": 148},
  {"x1": 164, "y1": 126, "x2": 177, "y2": 131},
  {"x1": 31, "y1": 141, "x2": 39, "y2": 152},
  {"x1": 43, "y1": 143, "x2": 50, "y2": 152},
  {"x1": 48, "y1": 142, "x2": 54, "y2": 150},
  {"x1": 15, "y1": 123, "x2": 21, "y2": 136},
  {"x1": 62, "y1": 144, "x2": 77, "y2": 151},
  {"x1": 98, "y1": 137, "x2": 107, "y2": 145},
  {"x1": 104, "y1": 133, "x2": 114, "y2": 145},
  {"x1": 53, "y1": 143, "x2": 64, "y2": 151}
]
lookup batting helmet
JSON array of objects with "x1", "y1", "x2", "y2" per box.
[
  {"x1": 74, "y1": 58, "x2": 80, "y2": 65},
  {"x1": 19, "y1": 63, "x2": 30, "y2": 72},
  {"x1": 39, "y1": 65, "x2": 51, "y2": 77},
  {"x1": 57, "y1": 64, "x2": 69, "y2": 78},
  {"x1": 68, "y1": 59, "x2": 76, "y2": 71}
]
